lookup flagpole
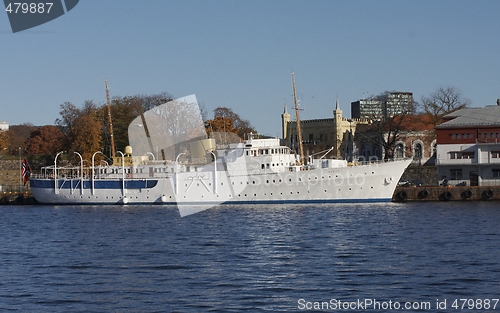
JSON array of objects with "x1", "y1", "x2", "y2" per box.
[{"x1": 18, "y1": 147, "x2": 21, "y2": 192}]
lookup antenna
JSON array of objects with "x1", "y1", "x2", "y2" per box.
[{"x1": 105, "y1": 79, "x2": 116, "y2": 158}]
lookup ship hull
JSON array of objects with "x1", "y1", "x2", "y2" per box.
[{"x1": 30, "y1": 159, "x2": 410, "y2": 206}]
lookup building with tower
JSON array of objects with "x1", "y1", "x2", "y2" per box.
[{"x1": 281, "y1": 99, "x2": 370, "y2": 161}]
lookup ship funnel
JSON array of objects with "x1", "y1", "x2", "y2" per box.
[
  {"x1": 125, "y1": 146, "x2": 133, "y2": 156},
  {"x1": 189, "y1": 138, "x2": 216, "y2": 164}
]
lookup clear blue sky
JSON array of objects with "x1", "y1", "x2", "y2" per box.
[{"x1": 1, "y1": 0, "x2": 500, "y2": 137}]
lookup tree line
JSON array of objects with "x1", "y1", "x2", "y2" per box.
[
  {"x1": 0, "y1": 85, "x2": 470, "y2": 164},
  {"x1": 0, "y1": 92, "x2": 256, "y2": 166}
]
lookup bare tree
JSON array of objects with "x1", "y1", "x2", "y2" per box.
[
  {"x1": 371, "y1": 115, "x2": 409, "y2": 160},
  {"x1": 360, "y1": 92, "x2": 415, "y2": 160},
  {"x1": 421, "y1": 86, "x2": 471, "y2": 125}
]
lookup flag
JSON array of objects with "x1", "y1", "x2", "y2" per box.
[{"x1": 22, "y1": 158, "x2": 31, "y2": 185}]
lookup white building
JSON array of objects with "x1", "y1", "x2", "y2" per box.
[
  {"x1": 0, "y1": 121, "x2": 8, "y2": 131},
  {"x1": 435, "y1": 103, "x2": 500, "y2": 186}
]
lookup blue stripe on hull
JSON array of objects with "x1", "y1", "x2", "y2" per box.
[
  {"x1": 173, "y1": 198, "x2": 392, "y2": 205},
  {"x1": 30, "y1": 179, "x2": 158, "y2": 189},
  {"x1": 30, "y1": 196, "x2": 390, "y2": 206}
]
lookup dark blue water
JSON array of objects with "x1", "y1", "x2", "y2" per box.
[{"x1": 1, "y1": 202, "x2": 499, "y2": 312}]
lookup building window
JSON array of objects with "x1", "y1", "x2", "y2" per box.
[
  {"x1": 450, "y1": 169, "x2": 463, "y2": 180},
  {"x1": 450, "y1": 151, "x2": 474, "y2": 159},
  {"x1": 413, "y1": 142, "x2": 423, "y2": 161},
  {"x1": 394, "y1": 143, "x2": 404, "y2": 159},
  {"x1": 492, "y1": 151, "x2": 500, "y2": 158},
  {"x1": 451, "y1": 134, "x2": 456, "y2": 140},
  {"x1": 493, "y1": 169, "x2": 500, "y2": 178}
]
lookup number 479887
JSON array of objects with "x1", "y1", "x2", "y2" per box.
[
  {"x1": 451, "y1": 299, "x2": 499, "y2": 310},
  {"x1": 5, "y1": 2, "x2": 53, "y2": 14}
]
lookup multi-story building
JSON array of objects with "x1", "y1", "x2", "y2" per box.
[
  {"x1": 435, "y1": 103, "x2": 500, "y2": 186},
  {"x1": 351, "y1": 92, "x2": 414, "y2": 120}
]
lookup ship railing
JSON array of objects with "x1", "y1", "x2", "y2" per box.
[
  {"x1": 36, "y1": 165, "x2": 89, "y2": 180},
  {"x1": 351, "y1": 158, "x2": 407, "y2": 166},
  {"x1": 35, "y1": 165, "x2": 174, "y2": 180}
]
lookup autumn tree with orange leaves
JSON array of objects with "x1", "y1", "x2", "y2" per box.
[
  {"x1": 205, "y1": 107, "x2": 256, "y2": 140},
  {"x1": 56, "y1": 100, "x2": 103, "y2": 161},
  {"x1": 25, "y1": 125, "x2": 64, "y2": 155}
]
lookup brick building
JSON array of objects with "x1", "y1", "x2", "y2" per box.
[{"x1": 354, "y1": 114, "x2": 436, "y2": 164}]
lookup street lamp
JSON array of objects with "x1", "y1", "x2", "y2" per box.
[
  {"x1": 54, "y1": 151, "x2": 64, "y2": 194},
  {"x1": 174, "y1": 152, "x2": 188, "y2": 194},
  {"x1": 116, "y1": 151, "x2": 126, "y2": 201},
  {"x1": 209, "y1": 151, "x2": 217, "y2": 194},
  {"x1": 91, "y1": 151, "x2": 104, "y2": 195},
  {"x1": 145, "y1": 152, "x2": 155, "y2": 161},
  {"x1": 74, "y1": 152, "x2": 83, "y2": 195}
]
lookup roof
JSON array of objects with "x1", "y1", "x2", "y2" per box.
[{"x1": 436, "y1": 105, "x2": 500, "y2": 128}]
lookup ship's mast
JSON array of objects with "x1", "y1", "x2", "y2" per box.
[
  {"x1": 292, "y1": 72, "x2": 304, "y2": 165},
  {"x1": 105, "y1": 79, "x2": 116, "y2": 158}
]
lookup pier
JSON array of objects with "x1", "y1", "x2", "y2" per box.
[{"x1": 393, "y1": 185, "x2": 500, "y2": 202}]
